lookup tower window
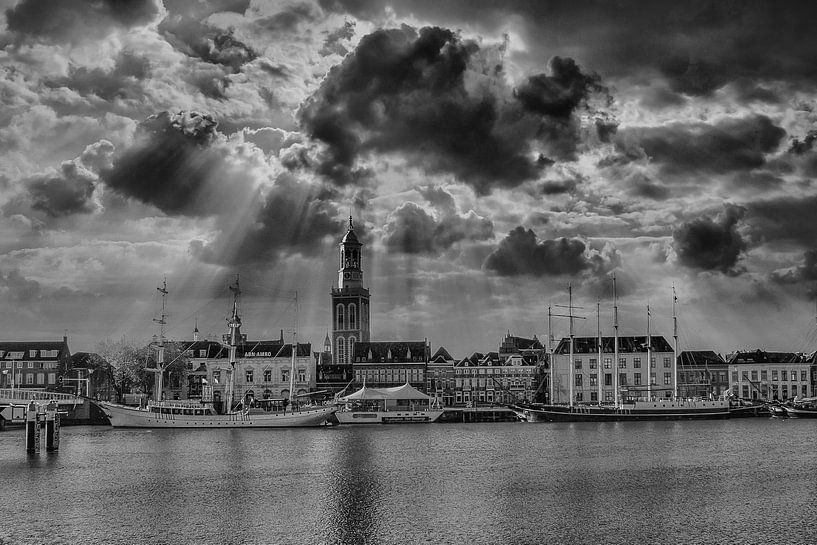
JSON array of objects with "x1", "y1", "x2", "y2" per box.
[
  {"x1": 337, "y1": 337, "x2": 345, "y2": 364},
  {"x1": 349, "y1": 304, "x2": 357, "y2": 330},
  {"x1": 336, "y1": 304, "x2": 345, "y2": 330},
  {"x1": 348, "y1": 336, "x2": 356, "y2": 364}
]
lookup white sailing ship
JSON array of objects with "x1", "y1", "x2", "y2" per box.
[{"x1": 97, "y1": 279, "x2": 335, "y2": 428}]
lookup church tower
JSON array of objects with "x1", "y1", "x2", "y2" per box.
[{"x1": 331, "y1": 217, "x2": 370, "y2": 365}]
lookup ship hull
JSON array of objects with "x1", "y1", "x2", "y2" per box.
[
  {"x1": 515, "y1": 400, "x2": 730, "y2": 422},
  {"x1": 97, "y1": 401, "x2": 336, "y2": 428},
  {"x1": 783, "y1": 406, "x2": 817, "y2": 418},
  {"x1": 335, "y1": 409, "x2": 444, "y2": 424}
]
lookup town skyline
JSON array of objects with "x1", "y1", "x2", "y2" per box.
[{"x1": 2, "y1": 0, "x2": 817, "y2": 358}]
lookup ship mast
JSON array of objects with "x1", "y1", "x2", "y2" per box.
[
  {"x1": 568, "y1": 284, "x2": 574, "y2": 408},
  {"x1": 613, "y1": 275, "x2": 619, "y2": 408},
  {"x1": 672, "y1": 286, "x2": 678, "y2": 400},
  {"x1": 152, "y1": 278, "x2": 168, "y2": 403},
  {"x1": 548, "y1": 304, "x2": 554, "y2": 404},
  {"x1": 597, "y1": 299, "x2": 602, "y2": 405},
  {"x1": 225, "y1": 275, "x2": 242, "y2": 413},
  {"x1": 646, "y1": 303, "x2": 652, "y2": 402},
  {"x1": 288, "y1": 291, "x2": 298, "y2": 408}
]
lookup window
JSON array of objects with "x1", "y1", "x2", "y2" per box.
[
  {"x1": 36, "y1": 372, "x2": 44, "y2": 384},
  {"x1": 802, "y1": 370, "x2": 808, "y2": 382},
  {"x1": 650, "y1": 357, "x2": 656, "y2": 368},
  {"x1": 47, "y1": 373, "x2": 55, "y2": 384},
  {"x1": 588, "y1": 358, "x2": 597, "y2": 369},
  {"x1": 619, "y1": 373, "x2": 627, "y2": 386},
  {"x1": 348, "y1": 337, "x2": 356, "y2": 363},
  {"x1": 732, "y1": 371, "x2": 738, "y2": 383},
  {"x1": 245, "y1": 370, "x2": 254, "y2": 383},
  {"x1": 742, "y1": 385, "x2": 750, "y2": 399},
  {"x1": 771, "y1": 370, "x2": 778, "y2": 381},
  {"x1": 199, "y1": 349, "x2": 207, "y2": 357},
  {"x1": 263, "y1": 369, "x2": 272, "y2": 382},
  {"x1": 575, "y1": 375, "x2": 583, "y2": 386},
  {"x1": 634, "y1": 373, "x2": 641, "y2": 385},
  {"x1": 603, "y1": 358, "x2": 612, "y2": 369},
  {"x1": 619, "y1": 358, "x2": 626, "y2": 369},
  {"x1": 604, "y1": 373, "x2": 612, "y2": 386},
  {"x1": 336, "y1": 304, "x2": 345, "y2": 330},
  {"x1": 575, "y1": 359, "x2": 582, "y2": 369},
  {"x1": 605, "y1": 391, "x2": 613, "y2": 402},
  {"x1": 212, "y1": 370, "x2": 221, "y2": 384},
  {"x1": 590, "y1": 391, "x2": 598, "y2": 402},
  {"x1": 281, "y1": 369, "x2": 290, "y2": 383},
  {"x1": 576, "y1": 392, "x2": 583, "y2": 402},
  {"x1": 664, "y1": 372, "x2": 672, "y2": 385},
  {"x1": 760, "y1": 370, "x2": 767, "y2": 381},
  {"x1": 792, "y1": 371, "x2": 798, "y2": 381},
  {"x1": 349, "y1": 304, "x2": 357, "y2": 330},
  {"x1": 29, "y1": 350, "x2": 37, "y2": 358},
  {"x1": 663, "y1": 357, "x2": 671, "y2": 368},
  {"x1": 26, "y1": 374, "x2": 34, "y2": 385},
  {"x1": 298, "y1": 369, "x2": 306, "y2": 383},
  {"x1": 650, "y1": 372, "x2": 656, "y2": 385},
  {"x1": 337, "y1": 337, "x2": 345, "y2": 364},
  {"x1": 589, "y1": 374, "x2": 597, "y2": 386},
  {"x1": 633, "y1": 358, "x2": 641, "y2": 368}
]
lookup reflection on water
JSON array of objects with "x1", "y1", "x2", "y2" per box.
[{"x1": 1, "y1": 419, "x2": 816, "y2": 544}]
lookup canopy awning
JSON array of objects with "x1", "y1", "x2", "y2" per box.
[{"x1": 339, "y1": 382, "x2": 431, "y2": 401}]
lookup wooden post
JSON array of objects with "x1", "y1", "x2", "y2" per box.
[
  {"x1": 25, "y1": 401, "x2": 39, "y2": 454},
  {"x1": 45, "y1": 400, "x2": 59, "y2": 452}
]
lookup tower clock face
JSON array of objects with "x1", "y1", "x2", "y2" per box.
[{"x1": 344, "y1": 272, "x2": 350, "y2": 279}]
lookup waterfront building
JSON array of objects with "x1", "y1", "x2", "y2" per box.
[
  {"x1": 726, "y1": 349, "x2": 814, "y2": 401},
  {"x1": 452, "y1": 348, "x2": 541, "y2": 407},
  {"x1": 0, "y1": 337, "x2": 71, "y2": 390},
  {"x1": 351, "y1": 341, "x2": 430, "y2": 391},
  {"x1": 426, "y1": 346, "x2": 456, "y2": 407},
  {"x1": 677, "y1": 350, "x2": 729, "y2": 398},
  {"x1": 551, "y1": 335, "x2": 674, "y2": 403},
  {"x1": 178, "y1": 328, "x2": 315, "y2": 412}
]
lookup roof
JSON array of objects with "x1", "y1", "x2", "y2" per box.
[
  {"x1": 341, "y1": 217, "x2": 361, "y2": 245},
  {"x1": 725, "y1": 350, "x2": 807, "y2": 364},
  {"x1": 430, "y1": 346, "x2": 454, "y2": 362},
  {"x1": 353, "y1": 341, "x2": 428, "y2": 363},
  {"x1": 678, "y1": 350, "x2": 726, "y2": 367},
  {"x1": 0, "y1": 341, "x2": 68, "y2": 359},
  {"x1": 500, "y1": 334, "x2": 543, "y2": 352},
  {"x1": 340, "y1": 382, "x2": 431, "y2": 401},
  {"x1": 177, "y1": 339, "x2": 312, "y2": 358},
  {"x1": 554, "y1": 335, "x2": 673, "y2": 354}
]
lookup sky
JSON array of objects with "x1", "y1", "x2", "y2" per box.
[{"x1": 2, "y1": 0, "x2": 817, "y2": 359}]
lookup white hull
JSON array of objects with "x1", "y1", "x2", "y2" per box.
[
  {"x1": 335, "y1": 409, "x2": 443, "y2": 424},
  {"x1": 97, "y1": 401, "x2": 336, "y2": 428}
]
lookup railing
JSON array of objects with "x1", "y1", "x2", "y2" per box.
[{"x1": 0, "y1": 388, "x2": 84, "y2": 404}]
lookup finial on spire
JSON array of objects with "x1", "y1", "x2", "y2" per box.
[{"x1": 348, "y1": 215, "x2": 354, "y2": 231}]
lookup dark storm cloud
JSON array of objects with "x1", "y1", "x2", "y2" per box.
[
  {"x1": 672, "y1": 205, "x2": 747, "y2": 275},
  {"x1": 617, "y1": 115, "x2": 786, "y2": 175},
  {"x1": 5, "y1": 0, "x2": 161, "y2": 43},
  {"x1": 190, "y1": 173, "x2": 344, "y2": 265},
  {"x1": 297, "y1": 25, "x2": 605, "y2": 193},
  {"x1": 321, "y1": 1, "x2": 817, "y2": 94},
  {"x1": 515, "y1": 56, "x2": 604, "y2": 119},
  {"x1": 101, "y1": 111, "x2": 234, "y2": 216},
  {"x1": 483, "y1": 226, "x2": 610, "y2": 277},
  {"x1": 24, "y1": 161, "x2": 97, "y2": 217},
  {"x1": 382, "y1": 202, "x2": 493, "y2": 255},
  {"x1": 254, "y1": 2, "x2": 319, "y2": 32},
  {"x1": 771, "y1": 250, "x2": 817, "y2": 285},
  {"x1": 747, "y1": 195, "x2": 817, "y2": 248},
  {"x1": 44, "y1": 51, "x2": 151, "y2": 102},
  {"x1": 160, "y1": 12, "x2": 258, "y2": 74}
]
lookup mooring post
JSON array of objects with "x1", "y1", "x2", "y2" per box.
[
  {"x1": 25, "y1": 400, "x2": 39, "y2": 454},
  {"x1": 45, "y1": 400, "x2": 59, "y2": 452}
]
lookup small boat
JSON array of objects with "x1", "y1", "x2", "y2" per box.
[
  {"x1": 96, "y1": 279, "x2": 336, "y2": 428},
  {"x1": 782, "y1": 396, "x2": 817, "y2": 418},
  {"x1": 768, "y1": 402, "x2": 789, "y2": 418},
  {"x1": 728, "y1": 399, "x2": 769, "y2": 418},
  {"x1": 335, "y1": 382, "x2": 443, "y2": 424}
]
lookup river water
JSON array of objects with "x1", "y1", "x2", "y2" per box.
[{"x1": 1, "y1": 419, "x2": 815, "y2": 544}]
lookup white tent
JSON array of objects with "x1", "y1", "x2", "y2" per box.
[{"x1": 340, "y1": 382, "x2": 431, "y2": 402}]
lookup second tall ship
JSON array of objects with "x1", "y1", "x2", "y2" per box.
[{"x1": 513, "y1": 282, "x2": 730, "y2": 422}]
